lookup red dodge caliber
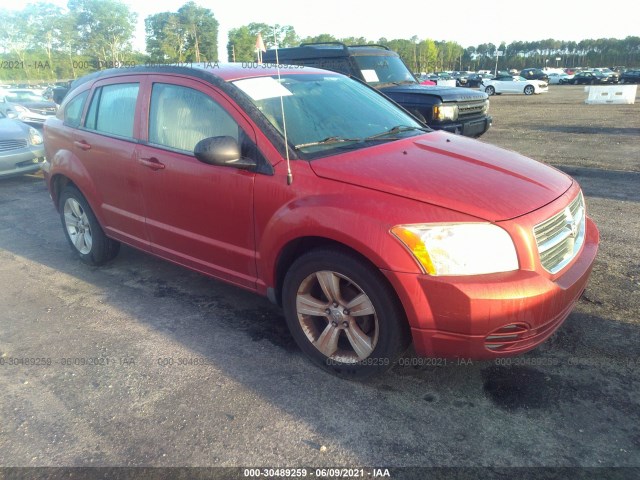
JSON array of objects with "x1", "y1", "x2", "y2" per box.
[{"x1": 43, "y1": 65, "x2": 599, "y2": 378}]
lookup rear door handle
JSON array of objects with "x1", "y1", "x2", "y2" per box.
[
  {"x1": 73, "y1": 140, "x2": 91, "y2": 151},
  {"x1": 138, "y1": 157, "x2": 165, "y2": 170}
]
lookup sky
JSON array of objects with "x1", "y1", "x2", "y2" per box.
[{"x1": 9, "y1": 0, "x2": 640, "y2": 60}]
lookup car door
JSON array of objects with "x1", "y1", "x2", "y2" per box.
[
  {"x1": 74, "y1": 76, "x2": 148, "y2": 250},
  {"x1": 505, "y1": 77, "x2": 521, "y2": 93},
  {"x1": 136, "y1": 76, "x2": 259, "y2": 289}
]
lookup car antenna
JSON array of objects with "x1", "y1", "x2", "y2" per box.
[{"x1": 273, "y1": 26, "x2": 293, "y2": 185}]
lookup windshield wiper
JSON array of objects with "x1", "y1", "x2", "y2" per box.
[
  {"x1": 294, "y1": 136, "x2": 362, "y2": 150},
  {"x1": 365, "y1": 125, "x2": 429, "y2": 140}
]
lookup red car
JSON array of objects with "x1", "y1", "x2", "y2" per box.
[{"x1": 43, "y1": 65, "x2": 599, "y2": 378}]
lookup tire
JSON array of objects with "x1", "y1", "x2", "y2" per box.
[
  {"x1": 524, "y1": 85, "x2": 535, "y2": 95},
  {"x1": 282, "y1": 248, "x2": 411, "y2": 379},
  {"x1": 485, "y1": 85, "x2": 495, "y2": 96},
  {"x1": 59, "y1": 186, "x2": 120, "y2": 265}
]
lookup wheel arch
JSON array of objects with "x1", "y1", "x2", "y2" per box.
[
  {"x1": 50, "y1": 173, "x2": 76, "y2": 211},
  {"x1": 47, "y1": 150, "x2": 106, "y2": 227},
  {"x1": 270, "y1": 236, "x2": 407, "y2": 320}
]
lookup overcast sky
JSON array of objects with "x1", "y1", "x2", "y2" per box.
[{"x1": 12, "y1": 0, "x2": 639, "y2": 60}]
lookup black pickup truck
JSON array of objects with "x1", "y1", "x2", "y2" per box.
[{"x1": 262, "y1": 43, "x2": 492, "y2": 137}]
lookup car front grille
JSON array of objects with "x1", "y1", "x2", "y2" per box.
[
  {"x1": 534, "y1": 192, "x2": 586, "y2": 274},
  {"x1": 0, "y1": 139, "x2": 28, "y2": 152},
  {"x1": 457, "y1": 100, "x2": 488, "y2": 118}
]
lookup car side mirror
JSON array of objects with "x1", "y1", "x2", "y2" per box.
[{"x1": 194, "y1": 136, "x2": 256, "y2": 170}]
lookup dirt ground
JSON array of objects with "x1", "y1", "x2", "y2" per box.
[{"x1": 0, "y1": 84, "x2": 639, "y2": 477}]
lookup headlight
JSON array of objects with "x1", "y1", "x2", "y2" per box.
[
  {"x1": 12, "y1": 105, "x2": 28, "y2": 113},
  {"x1": 432, "y1": 104, "x2": 458, "y2": 122},
  {"x1": 28, "y1": 127, "x2": 43, "y2": 145},
  {"x1": 391, "y1": 223, "x2": 519, "y2": 276}
]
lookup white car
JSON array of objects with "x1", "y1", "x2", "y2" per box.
[
  {"x1": 547, "y1": 72, "x2": 573, "y2": 85},
  {"x1": 482, "y1": 75, "x2": 548, "y2": 95}
]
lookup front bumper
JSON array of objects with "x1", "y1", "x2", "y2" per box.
[
  {"x1": 438, "y1": 115, "x2": 492, "y2": 138},
  {"x1": 0, "y1": 146, "x2": 46, "y2": 177},
  {"x1": 383, "y1": 216, "x2": 599, "y2": 360}
]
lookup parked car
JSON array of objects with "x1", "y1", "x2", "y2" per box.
[
  {"x1": 262, "y1": 43, "x2": 492, "y2": 137},
  {"x1": 43, "y1": 85, "x2": 70, "y2": 105},
  {"x1": 520, "y1": 68, "x2": 549, "y2": 82},
  {"x1": 0, "y1": 110, "x2": 46, "y2": 178},
  {"x1": 416, "y1": 74, "x2": 437, "y2": 86},
  {"x1": 482, "y1": 75, "x2": 548, "y2": 95},
  {"x1": 620, "y1": 70, "x2": 640, "y2": 84},
  {"x1": 593, "y1": 68, "x2": 619, "y2": 83},
  {"x1": 0, "y1": 89, "x2": 58, "y2": 127},
  {"x1": 450, "y1": 71, "x2": 472, "y2": 87},
  {"x1": 43, "y1": 64, "x2": 598, "y2": 378},
  {"x1": 464, "y1": 73, "x2": 494, "y2": 88},
  {"x1": 571, "y1": 71, "x2": 609, "y2": 85},
  {"x1": 547, "y1": 72, "x2": 573, "y2": 85}
]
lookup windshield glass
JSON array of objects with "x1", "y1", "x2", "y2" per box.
[
  {"x1": 233, "y1": 74, "x2": 426, "y2": 159},
  {"x1": 352, "y1": 55, "x2": 417, "y2": 86}
]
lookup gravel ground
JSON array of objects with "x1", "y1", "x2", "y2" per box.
[{"x1": 0, "y1": 85, "x2": 639, "y2": 477}]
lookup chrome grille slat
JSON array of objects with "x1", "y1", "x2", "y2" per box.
[
  {"x1": 0, "y1": 139, "x2": 28, "y2": 152},
  {"x1": 534, "y1": 193, "x2": 586, "y2": 274},
  {"x1": 457, "y1": 100, "x2": 488, "y2": 118}
]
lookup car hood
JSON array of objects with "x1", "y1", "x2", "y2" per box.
[
  {"x1": 309, "y1": 131, "x2": 572, "y2": 222},
  {"x1": 0, "y1": 118, "x2": 30, "y2": 140},
  {"x1": 379, "y1": 83, "x2": 487, "y2": 103}
]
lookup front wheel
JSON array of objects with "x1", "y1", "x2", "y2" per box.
[
  {"x1": 59, "y1": 186, "x2": 120, "y2": 265},
  {"x1": 282, "y1": 249, "x2": 411, "y2": 379},
  {"x1": 484, "y1": 85, "x2": 495, "y2": 95},
  {"x1": 524, "y1": 85, "x2": 535, "y2": 95}
]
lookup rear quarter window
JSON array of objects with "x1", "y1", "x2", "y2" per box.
[{"x1": 63, "y1": 90, "x2": 89, "y2": 127}]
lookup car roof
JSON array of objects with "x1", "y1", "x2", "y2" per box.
[
  {"x1": 68, "y1": 63, "x2": 334, "y2": 91},
  {"x1": 263, "y1": 43, "x2": 399, "y2": 60}
]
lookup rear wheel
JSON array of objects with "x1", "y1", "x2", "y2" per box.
[
  {"x1": 524, "y1": 85, "x2": 535, "y2": 95},
  {"x1": 59, "y1": 186, "x2": 120, "y2": 265},
  {"x1": 282, "y1": 248, "x2": 411, "y2": 379},
  {"x1": 485, "y1": 85, "x2": 495, "y2": 95}
]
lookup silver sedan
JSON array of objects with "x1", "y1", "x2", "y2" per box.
[{"x1": 0, "y1": 111, "x2": 46, "y2": 178}]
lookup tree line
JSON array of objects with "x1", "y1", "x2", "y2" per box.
[{"x1": 1, "y1": 0, "x2": 639, "y2": 82}]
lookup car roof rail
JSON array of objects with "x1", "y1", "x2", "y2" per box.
[
  {"x1": 349, "y1": 44, "x2": 391, "y2": 51},
  {"x1": 299, "y1": 42, "x2": 350, "y2": 52},
  {"x1": 297, "y1": 42, "x2": 391, "y2": 52}
]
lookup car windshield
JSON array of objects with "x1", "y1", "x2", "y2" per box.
[
  {"x1": 7, "y1": 91, "x2": 43, "y2": 102},
  {"x1": 233, "y1": 74, "x2": 427, "y2": 159},
  {"x1": 352, "y1": 55, "x2": 417, "y2": 85}
]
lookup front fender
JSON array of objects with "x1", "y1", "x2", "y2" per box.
[
  {"x1": 253, "y1": 167, "x2": 479, "y2": 293},
  {"x1": 255, "y1": 194, "x2": 420, "y2": 294}
]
